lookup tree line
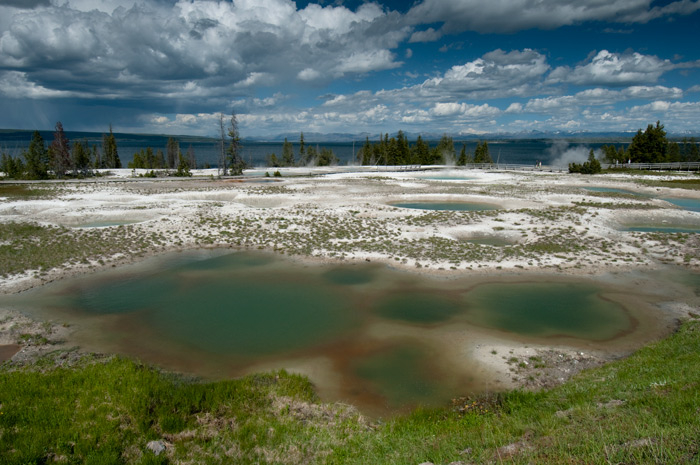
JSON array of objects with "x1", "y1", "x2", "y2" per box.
[
  {"x1": 0, "y1": 123, "x2": 122, "y2": 180},
  {"x1": 265, "y1": 132, "x2": 340, "y2": 167},
  {"x1": 355, "y1": 132, "x2": 492, "y2": 166},
  {"x1": 263, "y1": 132, "x2": 494, "y2": 168},
  {"x1": 0, "y1": 122, "x2": 201, "y2": 180},
  {"x1": 127, "y1": 137, "x2": 197, "y2": 177},
  {"x1": 599, "y1": 121, "x2": 699, "y2": 165}
]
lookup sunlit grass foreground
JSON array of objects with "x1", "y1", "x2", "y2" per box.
[{"x1": 1, "y1": 319, "x2": 698, "y2": 464}]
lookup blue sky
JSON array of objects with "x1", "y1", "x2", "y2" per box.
[{"x1": 0, "y1": 0, "x2": 699, "y2": 137}]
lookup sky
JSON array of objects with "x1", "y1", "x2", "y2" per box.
[{"x1": 0, "y1": 0, "x2": 699, "y2": 138}]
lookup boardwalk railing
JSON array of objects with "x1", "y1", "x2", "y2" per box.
[
  {"x1": 376, "y1": 164, "x2": 424, "y2": 172},
  {"x1": 465, "y1": 162, "x2": 700, "y2": 172},
  {"x1": 604, "y1": 162, "x2": 700, "y2": 171},
  {"x1": 464, "y1": 163, "x2": 567, "y2": 172}
]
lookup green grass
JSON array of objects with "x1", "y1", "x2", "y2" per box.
[
  {"x1": 654, "y1": 178, "x2": 700, "y2": 190},
  {"x1": 0, "y1": 357, "x2": 349, "y2": 465},
  {"x1": 0, "y1": 184, "x2": 58, "y2": 199},
  {"x1": 2, "y1": 320, "x2": 699, "y2": 464},
  {"x1": 330, "y1": 319, "x2": 700, "y2": 464},
  {"x1": 0, "y1": 222, "x2": 159, "y2": 278}
]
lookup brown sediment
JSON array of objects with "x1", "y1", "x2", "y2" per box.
[{"x1": 0, "y1": 344, "x2": 21, "y2": 362}]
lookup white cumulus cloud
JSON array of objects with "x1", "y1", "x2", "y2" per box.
[{"x1": 547, "y1": 50, "x2": 674, "y2": 86}]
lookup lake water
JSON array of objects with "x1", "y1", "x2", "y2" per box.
[
  {"x1": 3, "y1": 250, "x2": 677, "y2": 416},
  {"x1": 0, "y1": 130, "x2": 623, "y2": 168}
]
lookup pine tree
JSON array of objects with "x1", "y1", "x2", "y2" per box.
[
  {"x1": 175, "y1": 153, "x2": 192, "y2": 177},
  {"x1": 317, "y1": 148, "x2": 338, "y2": 166},
  {"x1": 359, "y1": 137, "x2": 372, "y2": 165},
  {"x1": 166, "y1": 137, "x2": 180, "y2": 170},
  {"x1": 435, "y1": 134, "x2": 455, "y2": 164},
  {"x1": 396, "y1": 130, "x2": 410, "y2": 164},
  {"x1": 155, "y1": 149, "x2": 166, "y2": 169},
  {"x1": 102, "y1": 125, "x2": 120, "y2": 169},
  {"x1": 49, "y1": 122, "x2": 71, "y2": 178},
  {"x1": 72, "y1": 139, "x2": 92, "y2": 177},
  {"x1": 25, "y1": 130, "x2": 48, "y2": 180},
  {"x1": 227, "y1": 111, "x2": 244, "y2": 175},
  {"x1": 186, "y1": 145, "x2": 196, "y2": 169},
  {"x1": 218, "y1": 113, "x2": 228, "y2": 175},
  {"x1": 282, "y1": 138, "x2": 294, "y2": 167},
  {"x1": 411, "y1": 135, "x2": 430, "y2": 165},
  {"x1": 474, "y1": 141, "x2": 493, "y2": 163},
  {"x1": 628, "y1": 121, "x2": 667, "y2": 163},
  {"x1": 457, "y1": 144, "x2": 468, "y2": 166},
  {"x1": 298, "y1": 132, "x2": 307, "y2": 165}
]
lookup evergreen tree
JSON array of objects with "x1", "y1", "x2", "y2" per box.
[
  {"x1": 667, "y1": 141, "x2": 681, "y2": 162},
  {"x1": 386, "y1": 136, "x2": 398, "y2": 165},
  {"x1": 282, "y1": 138, "x2": 294, "y2": 166},
  {"x1": 267, "y1": 153, "x2": 280, "y2": 167},
  {"x1": 166, "y1": 137, "x2": 180, "y2": 170},
  {"x1": 457, "y1": 144, "x2": 469, "y2": 166},
  {"x1": 628, "y1": 121, "x2": 667, "y2": 163},
  {"x1": 411, "y1": 135, "x2": 430, "y2": 165},
  {"x1": 298, "y1": 132, "x2": 306, "y2": 165},
  {"x1": 569, "y1": 149, "x2": 602, "y2": 174},
  {"x1": 317, "y1": 147, "x2": 338, "y2": 166},
  {"x1": 2, "y1": 153, "x2": 24, "y2": 178},
  {"x1": 395, "y1": 130, "x2": 410, "y2": 164},
  {"x1": 186, "y1": 145, "x2": 196, "y2": 169},
  {"x1": 227, "y1": 112, "x2": 244, "y2": 175},
  {"x1": 24, "y1": 130, "x2": 48, "y2": 180},
  {"x1": 435, "y1": 134, "x2": 455, "y2": 164},
  {"x1": 681, "y1": 137, "x2": 699, "y2": 161},
  {"x1": 128, "y1": 150, "x2": 145, "y2": 169},
  {"x1": 474, "y1": 141, "x2": 493, "y2": 163},
  {"x1": 102, "y1": 125, "x2": 120, "y2": 169},
  {"x1": 359, "y1": 137, "x2": 372, "y2": 165},
  {"x1": 155, "y1": 149, "x2": 166, "y2": 169},
  {"x1": 218, "y1": 113, "x2": 228, "y2": 175},
  {"x1": 91, "y1": 145, "x2": 101, "y2": 169},
  {"x1": 72, "y1": 139, "x2": 92, "y2": 177},
  {"x1": 49, "y1": 122, "x2": 71, "y2": 178},
  {"x1": 305, "y1": 144, "x2": 318, "y2": 165},
  {"x1": 600, "y1": 144, "x2": 623, "y2": 164},
  {"x1": 174, "y1": 153, "x2": 192, "y2": 177}
]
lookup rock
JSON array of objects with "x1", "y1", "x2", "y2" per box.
[{"x1": 146, "y1": 440, "x2": 166, "y2": 456}]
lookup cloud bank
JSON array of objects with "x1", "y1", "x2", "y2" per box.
[{"x1": 0, "y1": 0, "x2": 698, "y2": 135}]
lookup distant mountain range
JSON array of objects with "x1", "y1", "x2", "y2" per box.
[
  {"x1": 2, "y1": 128, "x2": 699, "y2": 145},
  {"x1": 243, "y1": 129, "x2": 700, "y2": 143}
]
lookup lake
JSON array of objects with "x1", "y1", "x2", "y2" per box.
[{"x1": 0, "y1": 130, "x2": 625, "y2": 168}]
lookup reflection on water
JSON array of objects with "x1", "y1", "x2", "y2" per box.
[{"x1": 4, "y1": 250, "x2": 676, "y2": 416}]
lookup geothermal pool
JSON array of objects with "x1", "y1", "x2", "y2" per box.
[
  {"x1": 391, "y1": 202, "x2": 499, "y2": 211},
  {"x1": 3, "y1": 250, "x2": 683, "y2": 415}
]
